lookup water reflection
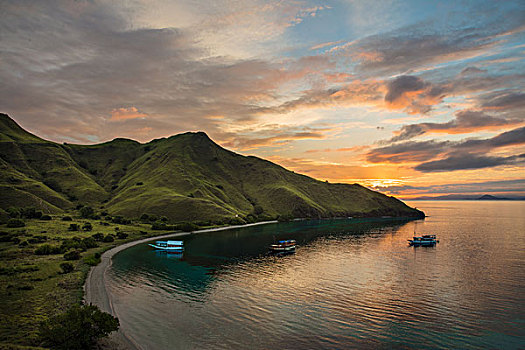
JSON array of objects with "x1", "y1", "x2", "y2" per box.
[
  {"x1": 108, "y1": 203, "x2": 525, "y2": 349},
  {"x1": 111, "y1": 218, "x2": 412, "y2": 299}
]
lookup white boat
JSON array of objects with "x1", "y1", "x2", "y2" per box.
[
  {"x1": 408, "y1": 234, "x2": 438, "y2": 246},
  {"x1": 269, "y1": 240, "x2": 296, "y2": 252},
  {"x1": 148, "y1": 240, "x2": 184, "y2": 251}
]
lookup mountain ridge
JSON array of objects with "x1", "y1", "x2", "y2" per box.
[{"x1": 0, "y1": 113, "x2": 424, "y2": 223}]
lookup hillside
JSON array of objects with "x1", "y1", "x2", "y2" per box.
[{"x1": 0, "y1": 113, "x2": 424, "y2": 222}]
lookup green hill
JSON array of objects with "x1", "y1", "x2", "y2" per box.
[{"x1": 0, "y1": 113, "x2": 424, "y2": 222}]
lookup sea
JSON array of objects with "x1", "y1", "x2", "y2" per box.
[{"x1": 107, "y1": 201, "x2": 525, "y2": 349}]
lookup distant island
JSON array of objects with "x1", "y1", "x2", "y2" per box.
[{"x1": 410, "y1": 194, "x2": 525, "y2": 201}]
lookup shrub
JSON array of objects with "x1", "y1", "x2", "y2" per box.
[
  {"x1": 84, "y1": 255, "x2": 101, "y2": 266},
  {"x1": 103, "y1": 235, "x2": 115, "y2": 243},
  {"x1": 28, "y1": 235, "x2": 47, "y2": 244},
  {"x1": 79, "y1": 206, "x2": 94, "y2": 219},
  {"x1": 82, "y1": 222, "x2": 93, "y2": 231},
  {"x1": 62, "y1": 216, "x2": 72, "y2": 221},
  {"x1": 35, "y1": 244, "x2": 63, "y2": 255},
  {"x1": 160, "y1": 216, "x2": 168, "y2": 222},
  {"x1": 253, "y1": 205, "x2": 264, "y2": 216},
  {"x1": 60, "y1": 238, "x2": 86, "y2": 252},
  {"x1": 139, "y1": 213, "x2": 149, "y2": 222},
  {"x1": 151, "y1": 222, "x2": 173, "y2": 230},
  {"x1": 179, "y1": 222, "x2": 198, "y2": 232},
  {"x1": 63, "y1": 250, "x2": 81, "y2": 261},
  {"x1": 7, "y1": 218, "x2": 25, "y2": 228},
  {"x1": 116, "y1": 232, "x2": 128, "y2": 239},
  {"x1": 60, "y1": 262, "x2": 74, "y2": 274},
  {"x1": 136, "y1": 182, "x2": 143, "y2": 186},
  {"x1": 111, "y1": 216, "x2": 131, "y2": 225},
  {"x1": 6, "y1": 207, "x2": 21, "y2": 218},
  {"x1": 21, "y1": 207, "x2": 42, "y2": 219},
  {"x1": 39, "y1": 304, "x2": 119, "y2": 350},
  {"x1": 277, "y1": 214, "x2": 294, "y2": 222},
  {"x1": 82, "y1": 237, "x2": 98, "y2": 249},
  {"x1": 229, "y1": 217, "x2": 246, "y2": 225},
  {"x1": 68, "y1": 223, "x2": 79, "y2": 231},
  {"x1": 92, "y1": 233, "x2": 104, "y2": 241},
  {"x1": 245, "y1": 214, "x2": 257, "y2": 223},
  {"x1": 40, "y1": 214, "x2": 52, "y2": 220}
]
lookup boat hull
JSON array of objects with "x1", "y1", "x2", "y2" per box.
[
  {"x1": 148, "y1": 244, "x2": 184, "y2": 251},
  {"x1": 408, "y1": 241, "x2": 436, "y2": 246},
  {"x1": 269, "y1": 245, "x2": 296, "y2": 252}
]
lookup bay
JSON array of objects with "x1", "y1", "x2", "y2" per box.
[{"x1": 108, "y1": 201, "x2": 525, "y2": 349}]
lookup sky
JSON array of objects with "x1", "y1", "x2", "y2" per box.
[{"x1": 1, "y1": 0, "x2": 524, "y2": 198}]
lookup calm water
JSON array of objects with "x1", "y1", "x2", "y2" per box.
[{"x1": 108, "y1": 201, "x2": 525, "y2": 349}]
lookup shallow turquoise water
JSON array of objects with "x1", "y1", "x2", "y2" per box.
[{"x1": 108, "y1": 201, "x2": 525, "y2": 349}]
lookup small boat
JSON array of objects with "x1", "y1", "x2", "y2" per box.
[
  {"x1": 408, "y1": 234, "x2": 438, "y2": 246},
  {"x1": 148, "y1": 240, "x2": 184, "y2": 251},
  {"x1": 269, "y1": 240, "x2": 296, "y2": 252}
]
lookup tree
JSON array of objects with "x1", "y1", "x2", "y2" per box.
[
  {"x1": 39, "y1": 304, "x2": 119, "y2": 350},
  {"x1": 79, "y1": 206, "x2": 95, "y2": 219},
  {"x1": 64, "y1": 250, "x2": 81, "y2": 261},
  {"x1": 60, "y1": 262, "x2": 74, "y2": 274},
  {"x1": 82, "y1": 222, "x2": 93, "y2": 231},
  {"x1": 92, "y1": 233, "x2": 104, "y2": 241},
  {"x1": 116, "y1": 232, "x2": 128, "y2": 239}
]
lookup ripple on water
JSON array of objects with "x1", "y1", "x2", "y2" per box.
[{"x1": 108, "y1": 202, "x2": 525, "y2": 350}]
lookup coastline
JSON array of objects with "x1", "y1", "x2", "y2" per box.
[{"x1": 83, "y1": 220, "x2": 278, "y2": 350}]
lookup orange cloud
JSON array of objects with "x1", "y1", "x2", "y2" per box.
[{"x1": 110, "y1": 107, "x2": 148, "y2": 121}]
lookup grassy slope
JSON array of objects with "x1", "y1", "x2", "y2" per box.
[
  {"x1": 0, "y1": 114, "x2": 107, "y2": 210},
  {"x1": 0, "y1": 215, "x2": 173, "y2": 348},
  {"x1": 107, "y1": 132, "x2": 422, "y2": 220},
  {"x1": 0, "y1": 113, "x2": 424, "y2": 221}
]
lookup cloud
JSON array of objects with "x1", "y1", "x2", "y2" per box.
[
  {"x1": 388, "y1": 110, "x2": 524, "y2": 142},
  {"x1": 266, "y1": 156, "x2": 413, "y2": 182},
  {"x1": 367, "y1": 126, "x2": 525, "y2": 171},
  {"x1": 414, "y1": 153, "x2": 525, "y2": 172},
  {"x1": 384, "y1": 75, "x2": 447, "y2": 114},
  {"x1": 366, "y1": 140, "x2": 450, "y2": 164},
  {"x1": 310, "y1": 40, "x2": 345, "y2": 51},
  {"x1": 218, "y1": 125, "x2": 334, "y2": 150},
  {"x1": 330, "y1": 11, "x2": 525, "y2": 76},
  {"x1": 109, "y1": 107, "x2": 148, "y2": 121},
  {"x1": 0, "y1": 1, "x2": 336, "y2": 144},
  {"x1": 478, "y1": 91, "x2": 525, "y2": 111},
  {"x1": 374, "y1": 179, "x2": 525, "y2": 196}
]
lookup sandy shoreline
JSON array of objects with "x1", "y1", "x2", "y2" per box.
[{"x1": 83, "y1": 220, "x2": 277, "y2": 350}]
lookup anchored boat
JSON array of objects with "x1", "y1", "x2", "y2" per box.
[
  {"x1": 269, "y1": 239, "x2": 296, "y2": 252},
  {"x1": 408, "y1": 234, "x2": 438, "y2": 246},
  {"x1": 148, "y1": 240, "x2": 184, "y2": 251}
]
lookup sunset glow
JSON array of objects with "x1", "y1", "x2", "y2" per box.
[{"x1": 1, "y1": 0, "x2": 524, "y2": 198}]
